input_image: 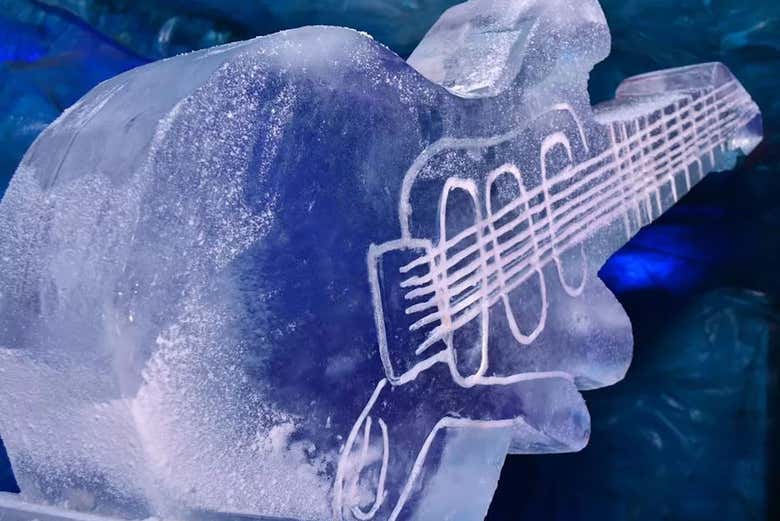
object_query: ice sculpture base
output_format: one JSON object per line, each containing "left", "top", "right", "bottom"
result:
{"left": 0, "top": 493, "right": 115, "bottom": 521}
{"left": 0, "top": 492, "right": 304, "bottom": 521}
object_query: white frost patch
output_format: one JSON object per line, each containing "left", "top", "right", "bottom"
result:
{"left": 131, "top": 299, "right": 332, "bottom": 520}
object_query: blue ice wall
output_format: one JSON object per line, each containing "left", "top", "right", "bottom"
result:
{"left": 0, "top": 0, "right": 145, "bottom": 193}
{"left": 0, "top": 0, "right": 777, "bottom": 518}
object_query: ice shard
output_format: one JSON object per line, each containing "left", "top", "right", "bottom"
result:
{"left": 0, "top": 0, "right": 762, "bottom": 520}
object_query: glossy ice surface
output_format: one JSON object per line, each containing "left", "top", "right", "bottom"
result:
{"left": 0, "top": 0, "right": 762, "bottom": 520}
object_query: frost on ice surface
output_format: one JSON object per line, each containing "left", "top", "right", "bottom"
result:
{"left": 0, "top": 0, "right": 762, "bottom": 520}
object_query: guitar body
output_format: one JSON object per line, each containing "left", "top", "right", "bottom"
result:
{"left": 0, "top": 1, "right": 761, "bottom": 521}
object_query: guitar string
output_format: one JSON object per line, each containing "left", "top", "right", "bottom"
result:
{"left": 404, "top": 91, "right": 749, "bottom": 332}
{"left": 398, "top": 88, "right": 746, "bottom": 322}
{"left": 411, "top": 108, "right": 754, "bottom": 354}
{"left": 410, "top": 98, "right": 734, "bottom": 330}
{"left": 398, "top": 79, "right": 743, "bottom": 276}
{"left": 401, "top": 95, "right": 756, "bottom": 349}
{"left": 400, "top": 82, "right": 744, "bottom": 286}
{"left": 402, "top": 93, "right": 730, "bottom": 307}
{"left": 409, "top": 107, "right": 749, "bottom": 354}
{"left": 402, "top": 86, "right": 749, "bottom": 307}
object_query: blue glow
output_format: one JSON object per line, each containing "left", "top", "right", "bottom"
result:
{"left": 0, "top": 438, "right": 17, "bottom": 493}
{"left": 601, "top": 248, "right": 701, "bottom": 294}
{"left": 598, "top": 219, "right": 722, "bottom": 295}
{"left": 0, "top": 20, "right": 45, "bottom": 63}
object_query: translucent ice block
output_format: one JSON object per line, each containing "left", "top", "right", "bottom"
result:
{"left": 0, "top": 0, "right": 761, "bottom": 520}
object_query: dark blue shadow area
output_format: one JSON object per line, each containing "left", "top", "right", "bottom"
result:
{"left": 0, "top": 437, "right": 19, "bottom": 493}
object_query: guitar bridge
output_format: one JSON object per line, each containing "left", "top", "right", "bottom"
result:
{"left": 368, "top": 239, "right": 449, "bottom": 384}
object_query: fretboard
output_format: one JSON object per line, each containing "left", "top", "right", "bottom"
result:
{"left": 401, "top": 79, "right": 757, "bottom": 353}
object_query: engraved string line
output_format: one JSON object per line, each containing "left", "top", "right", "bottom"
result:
{"left": 404, "top": 82, "right": 743, "bottom": 280}
{"left": 409, "top": 92, "right": 750, "bottom": 347}
{"left": 409, "top": 92, "right": 750, "bottom": 342}
{"left": 399, "top": 81, "right": 755, "bottom": 354}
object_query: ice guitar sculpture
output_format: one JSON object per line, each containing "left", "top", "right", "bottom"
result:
{"left": 0, "top": 0, "right": 762, "bottom": 521}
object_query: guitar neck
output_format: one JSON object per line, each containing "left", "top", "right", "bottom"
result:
{"left": 399, "top": 79, "right": 757, "bottom": 353}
